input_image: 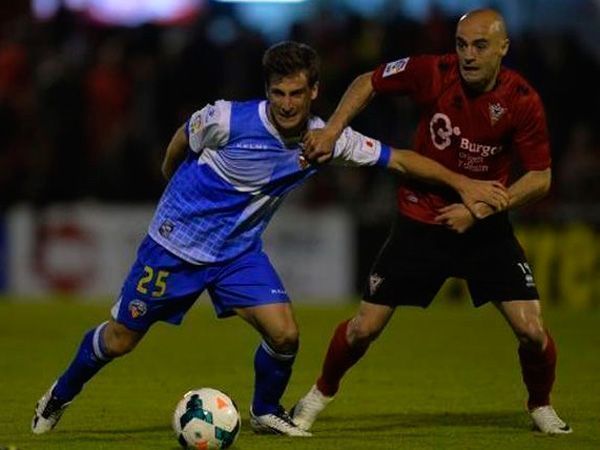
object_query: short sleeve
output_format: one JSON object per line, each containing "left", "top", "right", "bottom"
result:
{"left": 186, "top": 100, "right": 231, "bottom": 153}
{"left": 513, "top": 92, "right": 551, "bottom": 171}
{"left": 332, "top": 127, "right": 390, "bottom": 167}
{"left": 371, "top": 54, "right": 454, "bottom": 106}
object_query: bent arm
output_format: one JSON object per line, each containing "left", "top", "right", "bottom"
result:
{"left": 469, "top": 168, "right": 552, "bottom": 219}
{"left": 161, "top": 125, "right": 188, "bottom": 180}
{"left": 304, "top": 72, "right": 376, "bottom": 163}
{"left": 326, "top": 71, "right": 376, "bottom": 137}
{"left": 507, "top": 168, "right": 551, "bottom": 209}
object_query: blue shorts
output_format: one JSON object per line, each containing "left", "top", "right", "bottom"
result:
{"left": 111, "top": 236, "right": 290, "bottom": 331}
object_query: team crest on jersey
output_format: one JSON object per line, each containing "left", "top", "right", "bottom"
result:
{"left": 382, "top": 58, "right": 409, "bottom": 78}
{"left": 488, "top": 102, "right": 506, "bottom": 126}
{"left": 369, "top": 273, "right": 384, "bottom": 295}
{"left": 128, "top": 299, "right": 147, "bottom": 319}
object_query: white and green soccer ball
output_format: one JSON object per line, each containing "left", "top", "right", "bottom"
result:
{"left": 172, "top": 388, "right": 241, "bottom": 449}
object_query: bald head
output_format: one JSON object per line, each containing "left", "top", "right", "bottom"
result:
{"left": 455, "top": 9, "right": 509, "bottom": 92}
{"left": 458, "top": 9, "right": 507, "bottom": 41}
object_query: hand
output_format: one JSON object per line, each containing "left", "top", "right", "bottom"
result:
{"left": 469, "top": 201, "right": 496, "bottom": 220}
{"left": 435, "top": 203, "right": 476, "bottom": 234}
{"left": 456, "top": 178, "right": 509, "bottom": 218}
{"left": 302, "top": 128, "right": 339, "bottom": 163}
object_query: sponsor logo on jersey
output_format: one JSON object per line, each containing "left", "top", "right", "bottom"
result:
{"left": 369, "top": 273, "right": 384, "bottom": 295}
{"left": 429, "top": 112, "right": 503, "bottom": 156}
{"left": 128, "top": 299, "right": 147, "bottom": 319}
{"left": 429, "top": 113, "right": 461, "bottom": 150}
{"left": 459, "top": 138, "right": 503, "bottom": 157}
{"left": 382, "top": 58, "right": 409, "bottom": 77}
{"left": 488, "top": 102, "right": 506, "bottom": 126}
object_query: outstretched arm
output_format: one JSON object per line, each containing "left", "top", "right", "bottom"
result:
{"left": 161, "top": 125, "right": 188, "bottom": 180}
{"left": 389, "top": 149, "right": 509, "bottom": 214}
{"left": 303, "top": 72, "right": 375, "bottom": 163}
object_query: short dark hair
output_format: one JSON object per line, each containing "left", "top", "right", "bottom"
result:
{"left": 262, "top": 41, "right": 320, "bottom": 87}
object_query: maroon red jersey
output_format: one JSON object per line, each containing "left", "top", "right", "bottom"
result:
{"left": 372, "top": 54, "right": 551, "bottom": 224}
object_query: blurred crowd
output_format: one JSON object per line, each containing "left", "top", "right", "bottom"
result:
{"left": 1, "top": 3, "right": 599, "bottom": 223}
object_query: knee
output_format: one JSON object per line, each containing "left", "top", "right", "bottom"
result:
{"left": 514, "top": 318, "right": 546, "bottom": 351}
{"left": 102, "top": 322, "right": 144, "bottom": 357}
{"left": 266, "top": 326, "right": 299, "bottom": 355}
{"left": 347, "top": 317, "right": 383, "bottom": 348}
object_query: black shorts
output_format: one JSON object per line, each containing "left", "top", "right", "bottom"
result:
{"left": 363, "top": 212, "right": 540, "bottom": 308}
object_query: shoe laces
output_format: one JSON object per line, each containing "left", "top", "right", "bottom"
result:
{"left": 42, "top": 396, "right": 69, "bottom": 420}
{"left": 272, "top": 407, "right": 297, "bottom": 427}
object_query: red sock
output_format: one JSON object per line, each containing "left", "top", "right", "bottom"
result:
{"left": 518, "top": 330, "right": 557, "bottom": 410}
{"left": 316, "top": 319, "right": 368, "bottom": 397}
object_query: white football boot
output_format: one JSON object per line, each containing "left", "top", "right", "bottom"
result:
{"left": 31, "top": 382, "right": 72, "bottom": 434}
{"left": 530, "top": 405, "right": 573, "bottom": 434}
{"left": 290, "top": 384, "right": 333, "bottom": 431}
{"left": 249, "top": 406, "right": 312, "bottom": 437}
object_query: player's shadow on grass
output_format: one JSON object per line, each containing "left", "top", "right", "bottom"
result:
{"left": 318, "top": 410, "right": 526, "bottom": 433}
{"left": 58, "top": 424, "right": 171, "bottom": 437}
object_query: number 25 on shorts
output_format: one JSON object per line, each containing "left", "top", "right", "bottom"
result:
{"left": 136, "top": 265, "right": 170, "bottom": 297}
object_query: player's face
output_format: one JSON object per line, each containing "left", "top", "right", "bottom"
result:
{"left": 266, "top": 71, "right": 318, "bottom": 137}
{"left": 455, "top": 18, "right": 508, "bottom": 92}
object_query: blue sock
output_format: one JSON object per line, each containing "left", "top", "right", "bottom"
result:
{"left": 52, "top": 321, "right": 112, "bottom": 402}
{"left": 252, "top": 340, "right": 296, "bottom": 415}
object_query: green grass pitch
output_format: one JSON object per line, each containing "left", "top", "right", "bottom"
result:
{"left": 1, "top": 299, "right": 599, "bottom": 449}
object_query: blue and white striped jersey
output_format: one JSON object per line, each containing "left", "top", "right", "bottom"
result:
{"left": 148, "top": 99, "right": 391, "bottom": 264}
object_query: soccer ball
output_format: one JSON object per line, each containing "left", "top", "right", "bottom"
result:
{"left": 172, "top": 388, "right": 241, "bottom": 449}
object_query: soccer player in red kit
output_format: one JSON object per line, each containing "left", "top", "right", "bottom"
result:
{"left": 292, "top": 9, "right": 572, "bottom": 435}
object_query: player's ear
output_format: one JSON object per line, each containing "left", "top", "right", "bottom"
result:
{"left": 500, "top": 38, "right": 509, "bottom": 57}
{"left": 310, "top": 81, "right": 319, "bottom": 100}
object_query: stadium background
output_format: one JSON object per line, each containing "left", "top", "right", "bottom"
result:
{"left": 0, "top": 1, "right": 599, "bottom": 449}
{"left": 0, "top": 0, "right": 599, "bottom": 305}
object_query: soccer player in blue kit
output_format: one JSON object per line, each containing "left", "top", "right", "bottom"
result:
{"left": 32, "top": 41, "right": 508, "bottom": 437}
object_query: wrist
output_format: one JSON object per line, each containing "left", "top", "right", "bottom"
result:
{"left": 325, "top": 120, "right": 345, "bottom": 139}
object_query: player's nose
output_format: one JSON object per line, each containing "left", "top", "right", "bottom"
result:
{"left": 282, "top": 97, "right": 294, "bottom": 110}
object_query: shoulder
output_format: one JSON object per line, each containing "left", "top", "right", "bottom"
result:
{"left": 498, "top": 68, "right": 543, "bottom": 106}
{"left": 436, "top": 53, "right": 459, "bottom": 73}
{"left": 229, "top": 99, "right": 261, "bottom": 109}
{"left": 307, "top": 115, "right": 325, "bottom": 130}
{"left": 192, "top": 99, "right": 232, "bottom": 122}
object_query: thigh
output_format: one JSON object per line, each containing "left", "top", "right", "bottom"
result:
{"left": 208, "top": 250, "right": 289, "bottom": 319}
{"left": 464, "top": 230, "right": 540, "bottom": 306}
{"left": 112, "top": 235, "right": 208, "bottom": 331}
{"left": 363, "top": 215, "right": 449, "bottom": 308}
